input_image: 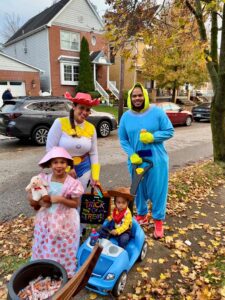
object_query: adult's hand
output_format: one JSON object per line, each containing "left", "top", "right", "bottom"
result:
{"left": 90, "top": 178, "right": 100, "bottom": 187}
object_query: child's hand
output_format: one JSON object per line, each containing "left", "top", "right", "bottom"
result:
{"left": 68, "top": 169, "right": 77, "bottom": 179}
{"left": 39, "top": 198, "right": 51, "bottom": 208}
{"left": 110, "top": 229, "right": 118, "bottom": 236}
{"left": 50, "top": 196, "right": 62, "bottom": 203}
{"left": 27, "top": 191, "right": 41, "bottom": 210}
{"left": 71, "top": 197, "right": 80, "bottom": 209}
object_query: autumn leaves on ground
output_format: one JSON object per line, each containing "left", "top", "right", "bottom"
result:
{"left": 0, "top": 161, "right": 225, "bottom": 300}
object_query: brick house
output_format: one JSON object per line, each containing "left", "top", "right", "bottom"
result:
{"left": 109, "top": 41, "right": 156, "bottom": 98}
{"left": 0, "top": 52, "right": 41, "bottom": 105}
{"left": 3, "top": 0, "right": 111, "bottom": 101}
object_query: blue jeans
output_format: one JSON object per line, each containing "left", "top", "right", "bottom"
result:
{"left": 117, "top": 232, "right": 130, "bottom": 248}
{"left": 98, "top": 220, "right": 131, "bottom": 248}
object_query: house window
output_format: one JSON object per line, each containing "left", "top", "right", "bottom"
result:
{"left": 60, "top": 30, "right": 80, "bottom": 51}
{"left": 60, "top": 62, "right": 79, "bottom": 85}
{"left": 91, "top": 36, "right": 96, "bottom": 46}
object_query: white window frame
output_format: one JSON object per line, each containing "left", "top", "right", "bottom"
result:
{"left": 60, "top": 30, "right": 80, "bottom": 51}
{"left": 60, "top": 62, "right": 79, "bottom": 85}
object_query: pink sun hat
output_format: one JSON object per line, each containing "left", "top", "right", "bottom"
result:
{"left": 39, "top": 146, "right": 74, "bottom": 168}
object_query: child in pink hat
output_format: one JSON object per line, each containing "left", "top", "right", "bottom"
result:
{"left": 27, "top": 146, "right": 84, "bottom": 278}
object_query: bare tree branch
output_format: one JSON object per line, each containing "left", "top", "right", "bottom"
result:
{"left": 1, "top": 13, "right": 22, "bottom": 42}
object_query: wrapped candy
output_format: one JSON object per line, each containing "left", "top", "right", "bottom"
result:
{"left": 18, "top": 276, "right": 62, "bottom": 300}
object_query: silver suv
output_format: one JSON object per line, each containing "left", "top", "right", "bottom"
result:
{"left": 0, "top": 97, "right": 117, "bottom": 145}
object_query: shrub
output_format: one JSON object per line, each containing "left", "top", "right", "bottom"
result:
{"left": 88, "top": 91, "right": 101, "bottom": 99}
{"left": 76, "top": 37, "right": 94, "bottom": 92}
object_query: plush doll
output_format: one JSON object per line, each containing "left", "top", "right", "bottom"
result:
{"left": 25, "top": 175, "right": 51, "bottom": 210}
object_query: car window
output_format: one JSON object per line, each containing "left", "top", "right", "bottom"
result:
{"left": 199, "top": 103, "right": 211, "bottom": 108}
{"left": 65, "top": 101, "right": 73, "bottom": 111}
{"left": 161, "top": 104, "right": 172, "bottom": 112}
{"left": 1, "top": 103, "right": 16, "bottom": 113}
{"left": 26, "top": 101, "right": 68, "bottom": 112}
{"left": 27, "top": 102, "right": 48, "bottom": 111}
{"left": 170, "top": 103, "right": 180, "bottom": 111}
{"left": 45, "top": 102, "right": 68, "bottom": 112}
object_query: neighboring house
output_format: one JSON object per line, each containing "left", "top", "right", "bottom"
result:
{"left": 0, "top": 52, "right": 41, "bottom": 105}
{"left": 109, "top": 40, "right": 154, "bottom": 94}
{"left": 3, "top": 0, "right": 112, "bottom": 102}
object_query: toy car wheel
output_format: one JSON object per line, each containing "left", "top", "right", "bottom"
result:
{"left": 138, "top": 241, "right": 148, "bottom": 261}
{"left": 112, "top": 271, "right": 127, "bottom": 297}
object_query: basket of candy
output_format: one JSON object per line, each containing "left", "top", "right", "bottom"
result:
{"left": 7, "top": 259, "right": 68, "bottom": 300}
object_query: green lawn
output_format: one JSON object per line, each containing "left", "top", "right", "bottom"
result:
{"left": 94, "top": 105, "right": 128, "bottom": 120}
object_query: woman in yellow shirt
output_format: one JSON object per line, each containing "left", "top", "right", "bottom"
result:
{"left": 46, "top": 92, "right": 100, "bottom": 191}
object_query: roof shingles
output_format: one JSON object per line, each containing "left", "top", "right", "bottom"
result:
{"left": 5, "top": 0, "right": 70, "bottom": 44}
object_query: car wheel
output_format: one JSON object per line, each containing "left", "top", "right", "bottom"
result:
{"left": 97, "top": 120, "right": 111, "bottom": 137}
{"left": 112, "top": 271, "right": 127, "bottom": 297}
{"left": 32, "top": 126, "right": 49, "bottom": 145}
{"left": 138, "top": 241, "right": 148, "bottom": 262}
{"left": 185, "top": 116, "right": 192, "bottom": 126}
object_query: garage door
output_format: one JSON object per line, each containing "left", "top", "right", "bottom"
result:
{"left": 0, "top": 81, "right": 26, "bottom": 106}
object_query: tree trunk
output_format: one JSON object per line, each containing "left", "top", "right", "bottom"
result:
{"left": 118, "top": 56, "right": 125, "bottom": 123}
{"left": 172, "top": 86, "right": 177, "bottom": 103}
{"left": 211, "top": 96, "right": 225, "bottom": 162}
{"left": 185, "top": 0, "right": 225, "bottom": 163}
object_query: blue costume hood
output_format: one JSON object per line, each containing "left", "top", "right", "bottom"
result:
{"left": 127, "top": 83, "right": 150, "bottom": 112}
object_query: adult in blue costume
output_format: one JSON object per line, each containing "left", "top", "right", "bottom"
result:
{"left": 118, "top": 83, "right": 174, "bottom": 238}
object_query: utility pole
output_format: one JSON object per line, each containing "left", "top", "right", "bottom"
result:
{"left": 118, "top": 56, "right": 125, "bottom": 123}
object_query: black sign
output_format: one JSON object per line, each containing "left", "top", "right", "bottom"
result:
{"left": 80, "top": 193, "right": 111, "bottom": 224}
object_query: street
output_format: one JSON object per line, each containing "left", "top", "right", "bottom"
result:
{"left": 0, "top": 122, "right": 212, "bottom": 221}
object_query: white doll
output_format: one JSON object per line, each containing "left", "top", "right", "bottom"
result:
{"left": 25, "top": 175, "right": 50, "bottom": 206}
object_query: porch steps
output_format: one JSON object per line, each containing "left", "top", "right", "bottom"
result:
{"left": 95, "top": 81, "right": 109, "bottom": 104}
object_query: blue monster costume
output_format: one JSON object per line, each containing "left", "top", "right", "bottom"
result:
{"left": 118, "top": 83, "right": 174, "bottom": 220}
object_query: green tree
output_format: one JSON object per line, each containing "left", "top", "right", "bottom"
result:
{"left": 184, "top": 0, "right": 225, "bottom": 163}
{"left": 104, "top": 0, "right": 158, "bottom": 121}
{"left": 142, "top": 4, "right": 208, "bottom": 102}
{"left": 76, "top": 37, "right": 94, "bottom": 92}
{"left": 105, "top": 0, "right": 225, "bottom": 164}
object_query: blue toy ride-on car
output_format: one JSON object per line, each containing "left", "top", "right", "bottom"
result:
{"left": 77, "top": 218, "right": 147, "bottom": 297}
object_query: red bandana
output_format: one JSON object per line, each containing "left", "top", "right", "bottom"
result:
{"left": 113, "top": 208, "right": 127, "bottom": 224}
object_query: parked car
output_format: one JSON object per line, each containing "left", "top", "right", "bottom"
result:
{"left": 192, "top": 102, "right": 211, "bottom": 122}
{"left": 77, "top": 218, "right": 147, "bottom": 297}
{"left": 0, "top": 97, "right": 117, "bottom": 145}
{"left": 155, "top": 102, "right": 193, "bottom": 126}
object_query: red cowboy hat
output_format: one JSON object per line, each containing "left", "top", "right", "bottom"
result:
{"left": 64, "top": 92, "right": 100, "bottom": 106}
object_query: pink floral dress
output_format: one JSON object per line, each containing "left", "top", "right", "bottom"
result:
{"left": 31, "top": 173, "right": 84, "bottom": 278}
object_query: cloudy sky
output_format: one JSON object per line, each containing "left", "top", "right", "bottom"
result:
{"left": 0, "top": 0, "right": 108, "bottom": 43}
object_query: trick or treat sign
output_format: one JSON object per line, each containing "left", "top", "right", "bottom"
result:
{"left": 80, "top": 193, "right": 111, "bottom": 224}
